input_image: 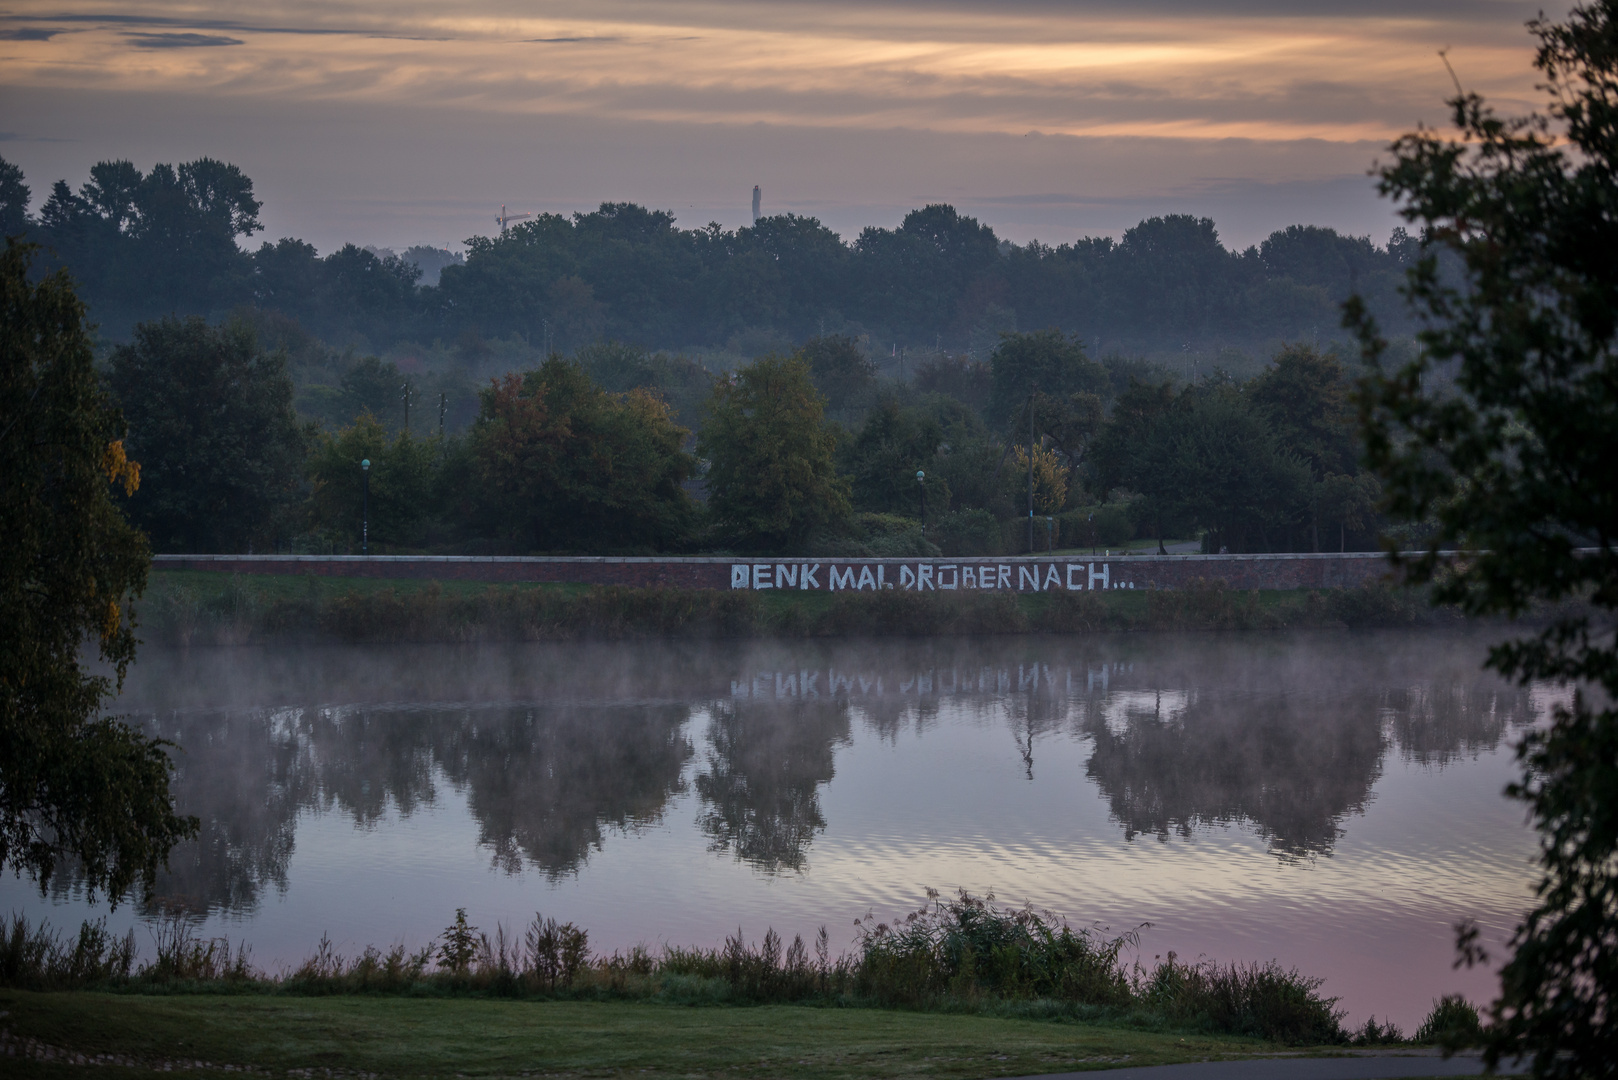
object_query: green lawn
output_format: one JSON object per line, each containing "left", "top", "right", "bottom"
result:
{"left": 0, "top": 990, "right": 1298, "bottom": 1079}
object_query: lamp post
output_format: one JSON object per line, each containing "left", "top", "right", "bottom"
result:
{"left": 916, "top": 470, "right": 927, "bottom": 535}
{"left": 361, "top": 458, "right": 370, "bottom": 556}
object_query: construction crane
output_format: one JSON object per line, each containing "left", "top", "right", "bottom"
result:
{"left": 496, "top": 205, "right": 532, "bottom": 233}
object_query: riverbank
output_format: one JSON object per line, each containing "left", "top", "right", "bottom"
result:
{"left": 138, "top": 570, "right": 1454, "bottom": 646}
{"left": 0, "top": 990, "right": 1291, "bottom": 1080}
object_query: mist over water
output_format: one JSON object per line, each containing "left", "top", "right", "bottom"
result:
{"left": 8, "top": 631, "right": 1544, "bottom": 1030}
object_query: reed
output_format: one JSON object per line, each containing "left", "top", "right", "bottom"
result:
{"left": 2, "top": 894, "right": 1363, "bottom": 1044}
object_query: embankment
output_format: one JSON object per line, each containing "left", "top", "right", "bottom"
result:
{"left": 140, "top": 569, "right": 1449, "bottom": 646}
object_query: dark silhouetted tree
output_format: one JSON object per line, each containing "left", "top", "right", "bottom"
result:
{"left": 1347, "top": 4, "right": 1618, "bottom": 1072}
{"left": 0, "top": 239, "right": 195, "bottom": 902}
{"left": 697, "top": 355, "right": 849, "bottom": 551}
{"left": 106, "top": 316, "right": 308, "bottom": 552}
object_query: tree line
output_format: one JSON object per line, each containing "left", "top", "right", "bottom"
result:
{"left": 0, "top": 155, "right": 1418, "bottom": 355}
{"left": 94, "top": 310, "right": 1380, "bottom": 557}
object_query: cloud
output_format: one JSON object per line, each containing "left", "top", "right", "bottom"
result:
{"left": 0, "top": 27, "right": 62, "bottom": 40}
{"left": 123, "top": 31, "right": 243, "bottom": 48}
{"left": 0, "top": 0, "right": 1562, "bottom": 250}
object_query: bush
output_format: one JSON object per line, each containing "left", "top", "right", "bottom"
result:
{"left": 1061, "top": 502, "right": 1135, "bottom": 549}
{"left": 0, "top": 902, "right": 1350, "bottom": 1043}
{"left": 1415, "top": 994, "right": 1482, "bottom": 1047}
{"left": 931, "top": 508, "right": 1002, "bottom": 556}
{"left": 855, "top": 890, "right": 1136, "bottom": 1008}
{"left": 1141, "top": 952, "right": 1345, "bottom": 1044}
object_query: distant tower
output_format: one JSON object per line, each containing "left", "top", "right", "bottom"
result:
{"left": 751, "top": 185, "right": 761, "bottom": 224}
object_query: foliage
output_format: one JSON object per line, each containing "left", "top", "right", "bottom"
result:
{"left": 10, "top": 146, "right": 1420, "bottom": 354}
{"left": 697, "top": 355, "right": 850, "bottom": 551}
{"left": 986, "top": 329, "right": 1107, "bottom": 432}
{"left": 0, "top": 914, "right": 136, "bottom": 990}
{"left": 575, "top": 340, "right": 714, "bottom": 428}
{"left": 855, "top": 890, "right": 1136, "bottom": 1007}
{"left": 306, "top": 414, "right": 439, "bottom": 548}
{"left": 0, "top": 239, "right": 195, "bottom": 902}
{"left": 914, "top": 354, "right": 992, "bottom": 412}
{"left": 1137, "top": 952, "right": 1344, "bottom": 1045}
{"left": 338, "top": 355, "right": 405, "bottom": 427}
{"left": 525, "top": 915, "right": 590, "bottom": 991}
{"left": 0, "top": 155, "right": 29, "bottom": 238}
{"left": 1345, "top": 3, "right": 1618, "bottom": 1075}
{"left": 465, "top": 359, "right": 699, "bottom": 552}
{"left": 1314, "top": 472, "right": 1381, "bottom": 553}
{"left": 35, "top": 157, "right": 261, "bottom": 331}
{"left": 1415, "top": 994, "right": 1483, "bottom": 1047}
{"left": 929, "top": 508, "right": 1003, "bottom": 556}
{"left": 842, "top": 398, "right": 949, "bottom": 516}
{"left": 1135, "top": 385, "right": 1313, "bottom": 553}
{"left": 799, "top": 334, "right": 877, "bottom": 415}
{"left": 1247, "top": 345, "right": 1358, "bottom": 480}
{"left": 1005, "top": 443, "right": 1070, "bottom": 517}
{"left": 437, "top": 909, "right": 480, "bottom": 975}
{"left": 106, "top": 315, "right": 308, "bottom": 552}
{"left": 1, "top": 901, "right": 1345, "bottom": 1046}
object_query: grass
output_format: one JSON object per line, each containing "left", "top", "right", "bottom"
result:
{"left": 133, "top": 570, "right": 1448, "bottom": 646}
{"left": 0, "top": 990, "right": 1282, "bottom": 1079}
{"left": 0, "top": 897, "right": 1482, "bottom": 1077}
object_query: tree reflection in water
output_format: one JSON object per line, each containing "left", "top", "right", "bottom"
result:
{"left": 694, "top": 698, "right": 852, "bottom": 873}
{"left": 1079, "top": 679, "right": 1535, "bottom": 858}
{"left": 433, "top": 705, "right": 692, "bottom": 878}
{"left": 80, "top": 633, "right": 1538, "bottom": 916}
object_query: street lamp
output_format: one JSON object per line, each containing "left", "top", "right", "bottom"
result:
{"left": 916, "top": 470, "right": 926, "bottom": 535}
{"left": 361, "top": 458, "right": 370, "bottom": 556}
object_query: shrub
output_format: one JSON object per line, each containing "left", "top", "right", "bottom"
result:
{"left": 1415, "top": 994, "right": 1482, "bottom": 1047}
{"left": 931, "top": 508, "right": 1002, "bottom": 556}
{"left": 1140, "top": 952, "right": 1345, "bottom": 1044}
{"left": 854, "top": 890, "right": 1136, "bottom": 1008}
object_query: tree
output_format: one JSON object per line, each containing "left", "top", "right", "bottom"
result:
{"left": 34, "top": 158, "right": 261, "bottom": 335}
{"left": 1314, "top": 472, "right": 1381, "bottom": 553}
{"left": 798, "top": 334, "right": 876, "bottom": 416}
{"left": 986, "top": 330, "right": 1106, "bottom": 432}
{"left": 466, "top": 359, "right": 698, "bottom": 552}
{"left": 306, "top": 415, "right": 438, "bottom": 549}
{"left": 0, "top": 156, "right": 29, "bottom": 238}
{"left": 1136, "top": 386, "right": 1312, "bottom": 553}
{"left": 0, "top": 239, "right": 195, "bottom": 901}
{"left": 1247, "top": 345, "right": 1359, "bottom": 480}
{"left": 1005, "top": 443, "right": 1070, "bottom": 517}
{"left": 106, "top": 316, "right": 308, "bottom": 552}
{"left": 1089, "top": 378, "right": 1176, "bottom": 493}
{"left": 1345, "top": 4, "right": 1618, "bottom": 1074}
{"left": 697, "top": 355, "right": 849, "bottom": 551}
{"left": 842, "top": 398, "right": 949, "bottom": 516}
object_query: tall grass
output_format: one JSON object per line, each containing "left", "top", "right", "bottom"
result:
{"left": 2, "top": 894, "right": 1356, "bottom": 1044}
{"left": 136, "top": 574, "right": 1448, "bottom": 646}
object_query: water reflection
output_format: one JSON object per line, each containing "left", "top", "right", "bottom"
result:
{"left": 1082, "top": 689, "right": 1387, "bottom": 855}
{"left": 438, "top": 705, "right": 692, "bottom": 878}
{"left": 97, "top": 633, "right": 1536, "bottom": 916}
{"left": 695, "top": 698, "right": 851, "bottom": 873}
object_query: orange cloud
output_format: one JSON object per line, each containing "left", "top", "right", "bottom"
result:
{"left": 1, "top": 2, "right": 1548, "bottom": 144}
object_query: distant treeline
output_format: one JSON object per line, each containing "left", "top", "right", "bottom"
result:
{"left": 85, "top": 311, "right": 1389, "bottom": 558}
{"left": 0, "top": 155, "right": 1416, "bottom": 354}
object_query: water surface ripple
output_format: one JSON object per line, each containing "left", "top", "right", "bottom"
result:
{"left": 5, "top": 630, "right": 1545, "bottom": 1030}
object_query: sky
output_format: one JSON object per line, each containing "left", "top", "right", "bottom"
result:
{"left": 0, "top": 1, "right": 1563, "bottom": 254}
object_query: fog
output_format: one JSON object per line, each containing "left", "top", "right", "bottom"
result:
{"left": 18, "top": 629, "right": 1546, "bottom": 1030}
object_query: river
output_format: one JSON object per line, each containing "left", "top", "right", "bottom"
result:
{"left": 5, "top": 630, "right": 1547, "bottom": 1031}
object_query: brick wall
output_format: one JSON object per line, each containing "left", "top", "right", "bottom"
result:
{"left": 154, "top": 553, "right": 1397, "bottom": 592}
